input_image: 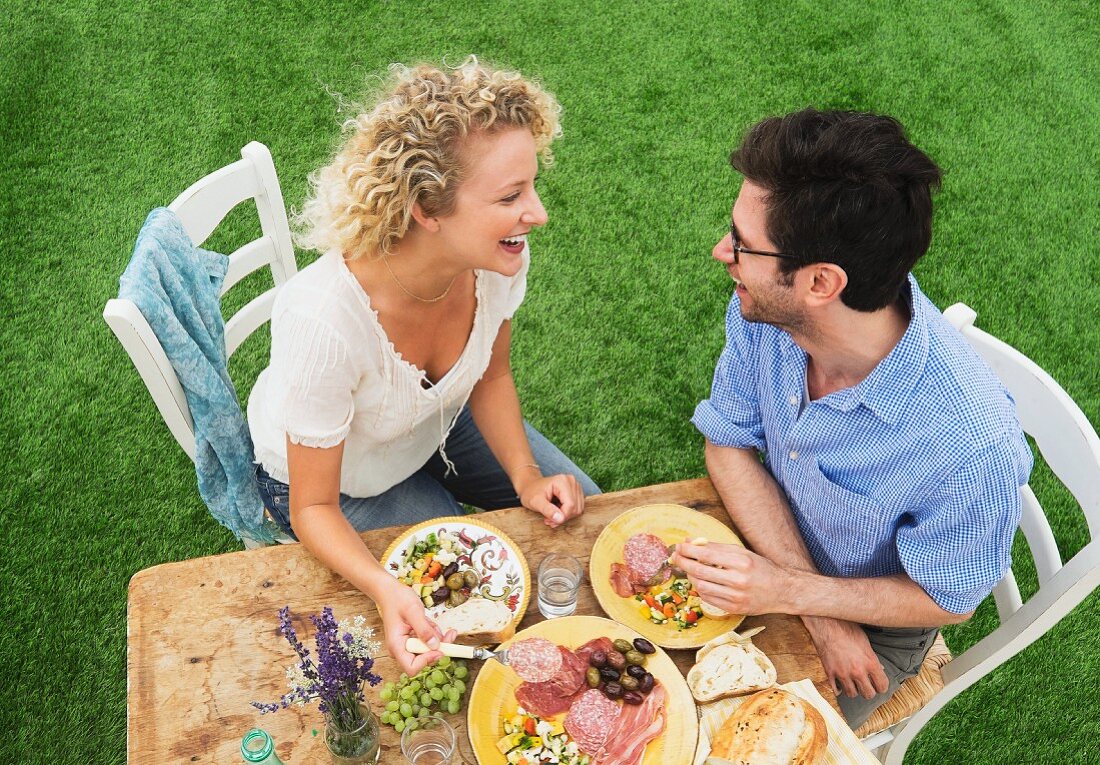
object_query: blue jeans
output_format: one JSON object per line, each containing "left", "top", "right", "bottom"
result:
{"left": 255, "top": 407, "right": 601, "bottom": 538}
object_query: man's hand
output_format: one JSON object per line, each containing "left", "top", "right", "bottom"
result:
{"left": 670, "top": 540, "right": 793, "bottom": 615}
{"left": 804, "top": 616, "right": 889, "bottom": 699}
{"left": 519, "top": 474, "right": 584, "bottom": 528}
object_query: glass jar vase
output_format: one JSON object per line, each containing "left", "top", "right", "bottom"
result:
{"left": 324, "top": 703, "right": 381, "bottom": 764}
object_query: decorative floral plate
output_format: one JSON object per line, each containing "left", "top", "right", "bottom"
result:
{"left": 380, "top": 515, "right": 531, "bottom": 626}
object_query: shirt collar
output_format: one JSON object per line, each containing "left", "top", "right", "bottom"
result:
{"left": 848, "top": 275, "right": 929, "bottom": 423}
{"left": 787, "top": 274, "right": 930, "bottom": 424}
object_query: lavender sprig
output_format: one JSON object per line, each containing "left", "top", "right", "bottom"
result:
{"left": 252, "top": 606, "right": 381, "bottom": 729}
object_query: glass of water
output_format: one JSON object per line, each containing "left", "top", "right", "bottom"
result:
{"left": 538, "top": 553, "right": 583, "bottom": 618}
{"left": 400, "top": 714, "right": 455, "bottom": 765}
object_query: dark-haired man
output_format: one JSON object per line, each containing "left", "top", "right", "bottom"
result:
{"left": 671, "top": 109, "right": 1032, "bottom": 729}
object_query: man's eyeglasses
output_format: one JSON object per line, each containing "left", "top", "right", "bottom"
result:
{"left": 729, "top": 221, "right": 798, "bottom": 265}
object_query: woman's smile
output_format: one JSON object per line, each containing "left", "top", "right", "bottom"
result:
{"left": 498, "top": 232, "right": 528, "bottom": 255}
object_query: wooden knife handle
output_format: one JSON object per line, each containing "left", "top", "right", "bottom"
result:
{"left": 405, "top": 637, "right": 477, "bottom": 659}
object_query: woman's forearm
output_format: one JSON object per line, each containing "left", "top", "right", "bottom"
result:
{"left": 467, "top": 370, "right": 541, "bottom": 494}
{"left": 292, "top": 503, "right": 394, "bottom": 599}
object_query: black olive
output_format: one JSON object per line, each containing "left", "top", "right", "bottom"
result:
{"left": 603, "top": 681, "right": 623, "bottom": 700}
{"left": 638, "top": 672, "right": 655, "bottom": 693}
{"left": 632, "top": 638, "right": 656, "bottom": 655}
{"left": 626, "top": 664, "right": 646, "bottom": 680}
{"left": 441, "top": 562, "right": 459, "bottom": 580}
{"left": 606, "top": 651, "right": 627, "bottom": 670}
{"left": 430, "top": 586, "right": 450, "bottom": 605}
{"left": 589, "top": 650, "right": 607, "bottom": 668}
{"left": 598, "top": 666, "right": 621, "bottom": 683}
{"left": 622, "top": 690, "right": 645, "bottom": 705}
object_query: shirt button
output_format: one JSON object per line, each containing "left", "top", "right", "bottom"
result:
{"left": 789, "top": 450, "right": 799, "bottom": 460}
{"left": 788, "top": 395, "right": 799, "bottom": 405}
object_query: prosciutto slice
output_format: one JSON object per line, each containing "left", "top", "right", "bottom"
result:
{"left": 595, "top": 683, "right": 667, "bottom": 765}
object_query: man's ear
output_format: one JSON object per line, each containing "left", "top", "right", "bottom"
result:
{"left": 410, "top": 202, "right": 440, "bottom": 233}
{"left": 807, "top": 262, "right": 847, "bottom": 305}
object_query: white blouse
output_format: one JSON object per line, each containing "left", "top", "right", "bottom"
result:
{"left": 247, "top": 248, "right": 528, "bottom": 498}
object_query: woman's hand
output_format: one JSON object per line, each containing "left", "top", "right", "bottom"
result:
{"left": 375, "top": 579, "right": 456, "bottom": 674}
{"left": 519, "top": 473, "right": 585, "bottom": 528}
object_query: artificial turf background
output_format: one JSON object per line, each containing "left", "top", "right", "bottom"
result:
{"left": 3, "top": 1, "right": 1098, "bottom": 762}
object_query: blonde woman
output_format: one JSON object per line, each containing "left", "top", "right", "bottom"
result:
{"left": 246, "top": 58, "right": 599, "bottom": 673}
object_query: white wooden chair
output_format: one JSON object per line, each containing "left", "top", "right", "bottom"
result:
{"left": 862, "top": 303, "right": 1100, "bottom": 763}
{"left": 103, "top": 141, "right": 297, "bottom": 545}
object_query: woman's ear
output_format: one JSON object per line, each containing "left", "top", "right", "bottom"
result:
{"left": 411, "top": 202, "right": 441, "bottom": 233}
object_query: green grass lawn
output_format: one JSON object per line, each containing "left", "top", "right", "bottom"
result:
{"left": 3, "top": 0, "right": 1098, "bottom": 762}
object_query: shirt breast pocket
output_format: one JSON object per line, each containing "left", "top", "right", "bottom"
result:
{"left": 798, "top": 460, "right": 894, "bottom": 560}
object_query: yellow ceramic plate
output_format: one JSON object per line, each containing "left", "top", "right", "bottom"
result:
{"left": 467, "top": 615, "right": 698, "bottom": 764}
{"left": 380, "top": 516, "right": 530, "bottom": 628}
{"left": 590, "top": 503, "right": 745, "bottom": 649}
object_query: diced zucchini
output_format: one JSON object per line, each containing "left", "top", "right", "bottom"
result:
{"left": 496, "top": 731, "right": 525, "bottom": 754}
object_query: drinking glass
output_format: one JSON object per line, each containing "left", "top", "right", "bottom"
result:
{"left": 537, "top": 553, "right": 583, "bottom": 618}
{"left": 400, "top": 714, "right": 455, "bottom": 765}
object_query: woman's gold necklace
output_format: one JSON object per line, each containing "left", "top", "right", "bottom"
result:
{"left": 382, "top": 255, "right": 457, "bottom": 303}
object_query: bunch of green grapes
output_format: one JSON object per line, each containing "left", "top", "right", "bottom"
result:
{"left": 377, "top": 656, "right": 471, "bottom": 733}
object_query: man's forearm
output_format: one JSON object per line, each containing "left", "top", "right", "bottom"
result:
{"left": 784, "top": 569, "right": 971, "bottom": 627}
{"left": 705, "top": 440, "right": 819, "bottom": 572}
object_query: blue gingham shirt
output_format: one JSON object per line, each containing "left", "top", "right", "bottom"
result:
{"left": 693, "top": 276, "right": 1033, "bottom": 614}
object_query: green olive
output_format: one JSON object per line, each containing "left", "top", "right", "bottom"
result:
{"left": 463, "top": 569, "right": 479, "bottom": 589}
{"left": 619, "top": 675, "right": 639, "bottom": 691}
{"left": 613, "top": 639, "right": 634, "bottom": 654}
{"left": 445, "top": 573, "right": 465, "bottom": 590}
{"left": 448, "top": 590, "right": 468, "bottom": 607}
{"left": 624, "top": 650, "right": 646, "bottom": 666}
{"left": 586, "top": 667, "right": 601, "bottom": 688}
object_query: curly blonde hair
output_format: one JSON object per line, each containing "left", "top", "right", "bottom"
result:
{"left": 295, "top": 56, "right": 562, "bottom": 259}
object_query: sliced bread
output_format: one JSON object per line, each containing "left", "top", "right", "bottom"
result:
{"left": 707, "top": 688, "right": 828, "bottom": 765}
{"left": 700, "top": 598, "right": 735, "bottom": 620}
{"left": 430, "top": 597, "right": 516, "bottom": 646}
{"left": 688, "top": 641, "right": 777, "bottom": 702}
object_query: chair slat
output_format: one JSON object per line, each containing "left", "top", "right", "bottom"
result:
{"left": 225, "top": 290, "right": 276, "bottom": 358}
{"left": 1019, "top": 485, "right": 1062, "bottom": 584}
{"left": 992, "top": 572, "right": 1023, "bottom": 622}
{"left": 169, "top": 158, "right": 261, "bottom": 248}
{"left": 222, "top": 237, "right": 276, "bottom": 296}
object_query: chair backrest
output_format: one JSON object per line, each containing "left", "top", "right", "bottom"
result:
{"left": 103, "top": 141, "right": 297, "bottom": 461}
{"left": 880, "top": 302, "right": 1100, "bottom": 763}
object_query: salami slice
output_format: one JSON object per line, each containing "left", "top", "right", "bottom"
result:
{"left": 623, "top": 533, "right": 670, "bottom": 580}
{"left": 564, "top": 689, "right": 621, "bottom": 755}
{"left": 515, "top": 680, "right": 574, "bottom": 717}
{"left": 508, "top": 637, "right": 563, "bottom": 683}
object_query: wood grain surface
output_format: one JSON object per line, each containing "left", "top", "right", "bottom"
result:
{"left": 127, "top": 478, "right": 837, "bottom": 764}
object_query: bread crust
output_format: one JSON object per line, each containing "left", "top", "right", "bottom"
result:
{"left": 709, "top": 688, "right": 828, "bottom": 765}
{"left": 688, "top": 642, "right": 778, "bottom": 702}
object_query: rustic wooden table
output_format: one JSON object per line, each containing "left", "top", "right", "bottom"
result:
{"left": 127, "top": 477, "right": 837, "bottom": 764}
